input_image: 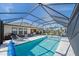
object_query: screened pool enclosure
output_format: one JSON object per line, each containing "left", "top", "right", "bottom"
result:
{"left": 0, "top": 3, "right": 79, "bottom": 56}
{"left": 0, "top": 3, "right": 75, "bottom": 27}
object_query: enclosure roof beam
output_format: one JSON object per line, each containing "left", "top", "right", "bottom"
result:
{"left": 40, "top": 3, "right": 69, "bottom": 20}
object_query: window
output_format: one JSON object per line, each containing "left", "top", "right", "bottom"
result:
{"left": 24, "top": 28, "right": 27, "bottom": 34}
{"left": 19, "top": 28, "right": 23, "bottom": 35}
{"left": 12, "top": 27, "right": 17, "bottom": 34}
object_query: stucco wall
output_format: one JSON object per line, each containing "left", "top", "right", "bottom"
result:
{"left": 4, "top": 24, "right": 38, "bottom": 36}
{"left": 4, "top": 25, "right": 12, "bottom": 36}
{"left": 4, "top": 25, "right": 29, "bottom": 36}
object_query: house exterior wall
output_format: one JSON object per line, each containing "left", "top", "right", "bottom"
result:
{"left": 4, "top": 25, "right": 12, "bottom": 36}
{"left": 27, "top": 28, "right": 31, "bottom": 34}
{"left": 4, "top": 24, "right": 29, "bottom": 36}
{"left": 4, "top": 24, "right": 38, "bottom": 36}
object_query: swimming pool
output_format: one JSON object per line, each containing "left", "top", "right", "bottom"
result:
{"left": 15, "top": 36, "right": 60, "bottom": 56}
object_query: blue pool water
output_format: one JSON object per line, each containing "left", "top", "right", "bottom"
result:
{"left": 15, "top": 36, "right": 60, "bottom": 56}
